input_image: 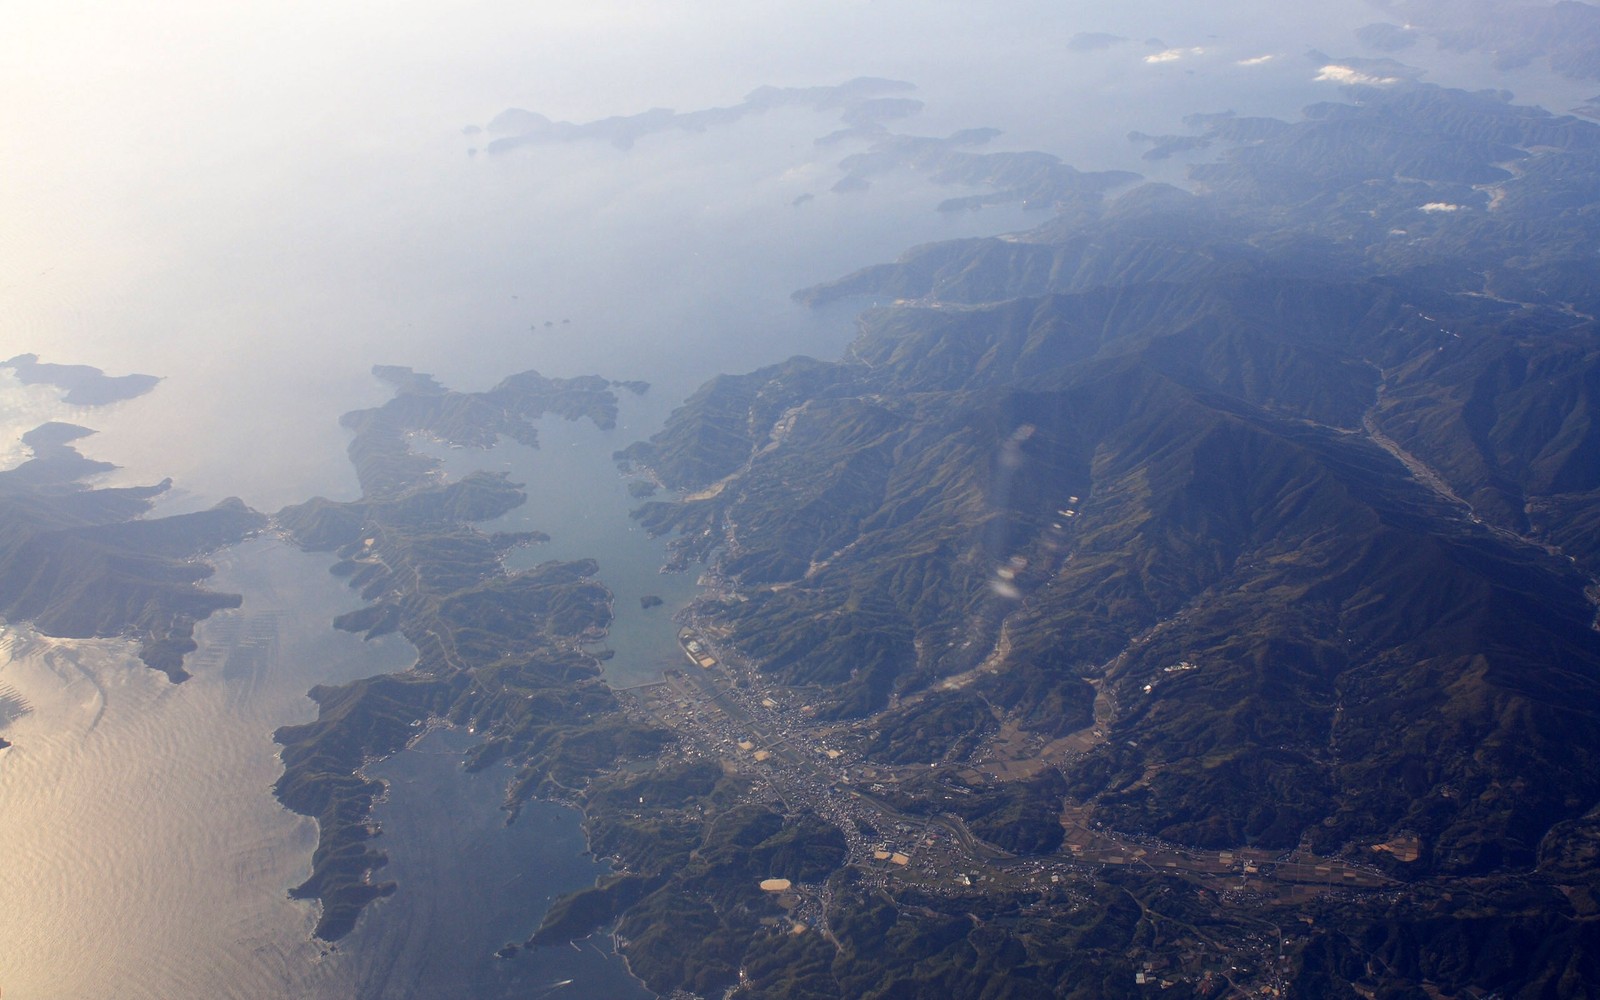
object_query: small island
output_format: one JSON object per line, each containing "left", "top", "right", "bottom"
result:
{"left": 2, "top": 353, "right": 161, "bottom": 406}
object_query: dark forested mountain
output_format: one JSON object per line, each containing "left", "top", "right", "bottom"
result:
{"left": 613, "top": 82, "right": 1600, "bottom": 996}
{"left": 0, "top": 422, "right": 264, "bottom": 680}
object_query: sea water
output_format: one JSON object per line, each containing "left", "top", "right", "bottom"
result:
{"left": 0, "top": 538, "right": 411, "bottom": 999}
{"left": 333, "top": 729, "right": 651, "bottom": 1000}
{"left": 0, "top": 532, "right": 657, "bottom": 1000}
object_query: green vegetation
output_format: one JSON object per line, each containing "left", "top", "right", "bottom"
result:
{"left": 527, "top": 872, "right": 661, "bottom": 945}
{"left": 618, "top": 82, "right": 1600, "bottom": 995}
{"left": 609, "top": 804, "right": 848, "bottom": 994}
{"left": 867, "top": 692, "right": 997, "bottom": 765}
{"left": 0, "top": 422, "right": 265, "bottom": 680}
{"left": 881, "top": 770, "right": 1068, "bottom": 854}
{"left": 271, "top": 368, "right": 671, "bottom": 940}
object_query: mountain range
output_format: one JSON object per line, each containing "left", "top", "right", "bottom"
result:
{"left": 617, "top": 80, "right": 1600, "bottom": 995}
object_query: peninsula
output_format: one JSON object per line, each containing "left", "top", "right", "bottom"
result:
{"left": 0, "top": 420, "right": 264, "bottom": 680}
{"left": 272, "top": 367, "right": 670, "bottom": 940}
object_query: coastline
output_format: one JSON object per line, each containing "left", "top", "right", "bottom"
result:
{"left": 268, "top": 368, "right": 674, "bottom": 956}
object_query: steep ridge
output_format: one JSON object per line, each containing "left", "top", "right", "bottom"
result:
{"left": 619, "top": 82, "right": 1600, "bottom": 996}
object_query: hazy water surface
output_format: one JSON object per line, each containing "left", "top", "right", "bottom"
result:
{"left": 0, "top": 538, "right": 414, "bottom": 999}
{"left": 7, "top": 0, "right": 1545, "bottom": 509}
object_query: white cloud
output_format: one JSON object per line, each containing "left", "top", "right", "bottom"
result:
{"left": 1145, "top": 46, "right": 1204, "bottom": 64}
{"left": 1315, "top": 64, "right": 1400, "bottom": 85}
{"left": 1420, "top": 202, "right": 1462, "bottom": 212}
{"left": 1236, "top": 54, "right": 1274, "bottom": 66}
